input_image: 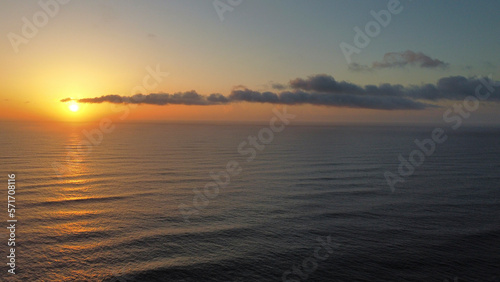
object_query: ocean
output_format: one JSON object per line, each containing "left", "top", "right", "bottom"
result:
{"left": 1, "top": 122, "right": 499, "bottom": 281}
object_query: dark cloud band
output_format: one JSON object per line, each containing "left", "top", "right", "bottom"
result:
{"left": 61, "top": 75, "right": 499, "bottom": 111}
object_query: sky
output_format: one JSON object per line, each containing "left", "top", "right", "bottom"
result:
{"left": 1, "top": 0, "right": 499, "bottom": 124}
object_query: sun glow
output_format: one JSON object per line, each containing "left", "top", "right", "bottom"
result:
{"left": 69, "top": 103, "right": 79, "bottom": 112}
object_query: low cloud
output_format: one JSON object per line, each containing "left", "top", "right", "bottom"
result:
{"left": 229, "top": 88, "right": 428, "bottom": 110}
{"left": 290, "top": 75, "right": 365, "bottom": 94}
{"left": 63, "top": 91, "right": 229, "bottom": 106}
{"left": 290, "top": 74, "right": 499, "bottom": 101}
{"left": 61, "top": 74, "right": 499, "bottom": 111}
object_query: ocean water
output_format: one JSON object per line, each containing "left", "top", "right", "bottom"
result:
{"left": 0, "top": 122, "right": 499, "bottom": 281}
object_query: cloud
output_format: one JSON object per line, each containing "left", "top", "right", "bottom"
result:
{"left": 61, "top": 74, "right": 499, "bottom": 111}
{"left": 289, "top": 74, "right": 365, "bottom": 95}
{"left": 271, "top": 83, "right": 287, "bottom": 90}
{"left": 229, "top": 88, "right": 429, "bottom": 110}
{"left": 348, "top": 63, "right": 373, "bottom": 73}
{"left": 349, "top": 50, "right": 449, "bottom": 72}
{"left": 62, "top": 91, "right": 229, "bottom": 106}
{"left": 408, "top": 76, "right": 500, "bottom": 101}
{"left": 290, "top": 74, "right": 499, "bottom": 101}
{"left": 373, "top": 50, "right": 448, "bottom": 69}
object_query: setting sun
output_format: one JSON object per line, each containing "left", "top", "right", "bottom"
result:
{"left": 69, "top": 103, "right": 79, "bottom": 112}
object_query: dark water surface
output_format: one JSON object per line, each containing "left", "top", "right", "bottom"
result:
{"left": 1, "top": 122, "right": 499, "bottom": 281}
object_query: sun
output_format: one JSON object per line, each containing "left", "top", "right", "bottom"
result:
{"left": 69, "top": 103, "right": 79, "bottom": 112}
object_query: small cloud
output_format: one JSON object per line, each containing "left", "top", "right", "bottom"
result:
{"left": 271, "top": 83, "right": 287, "bottom": 90}
{"left": 147, "top": 33, "right": 157, "bottom": 40}
{"left": 350, "top": 50, "right": 449, "bottom": 72}
{"left": 372, "top": 50, "right": 448, "bottom": 69}
{"left": 348, "top": 63, "right": 373, "bottom": 73}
